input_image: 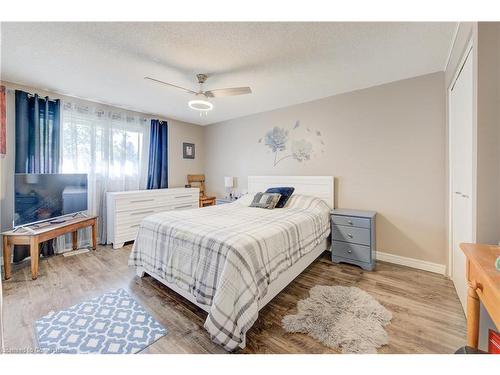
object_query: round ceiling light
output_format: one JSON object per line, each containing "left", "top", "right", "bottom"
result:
{"left": 188, "top": 99, "right": 213, "bottom": 111}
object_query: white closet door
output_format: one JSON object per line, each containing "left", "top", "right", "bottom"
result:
{"left": 449, "top": 49, "right": 474, "bottom": 312}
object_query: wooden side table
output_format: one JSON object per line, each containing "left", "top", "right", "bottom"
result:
{"left": 2, "top": 216, "right": 97, "bottom": 280}
{"left": 460, "top": 243, "right": 500, "bottom": 349}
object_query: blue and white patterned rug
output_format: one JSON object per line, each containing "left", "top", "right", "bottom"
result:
{"left": 34, "top": 289, "right": 167, "bottom": 354}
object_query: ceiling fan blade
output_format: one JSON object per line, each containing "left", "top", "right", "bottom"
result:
{"left": 204, "top": 87, "right": 252, "bottom": 98}
{"left": 144, "top": 77, "right": 198, "bottom": 95}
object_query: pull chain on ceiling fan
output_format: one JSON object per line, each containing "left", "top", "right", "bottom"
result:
{"left": 145, "top": 73, "right": 252, "bottom": 116}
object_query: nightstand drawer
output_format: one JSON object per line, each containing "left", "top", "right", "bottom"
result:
{"left": 331, "top": 241, "right": 371, "bottom": 263}
{"left": 332, "top": 215, "right": 370, "bottom": 228}
{"left": 332, "top": 224, "right": 371, "bottom": 246}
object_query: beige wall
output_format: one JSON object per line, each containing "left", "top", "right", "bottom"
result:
{"left": 205, "top": 72, "right": 447, "bottom": 265}
{"left": 0, "top": 81, "right": 204, "bottom": 231}
{"left": 168, "top": 119, "right": 205, "bottom": 188}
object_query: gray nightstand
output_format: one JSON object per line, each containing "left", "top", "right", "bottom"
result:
{"left": 330, "top": 209, "right": 376, "bottom": 271}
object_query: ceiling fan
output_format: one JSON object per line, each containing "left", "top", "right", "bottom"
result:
{"left": 145, "top": 73, "right": 252, "bottom": 114}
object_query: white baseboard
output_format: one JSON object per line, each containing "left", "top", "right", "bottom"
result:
{"left": 376, "top": 251, "right": 447, "bottom": 275}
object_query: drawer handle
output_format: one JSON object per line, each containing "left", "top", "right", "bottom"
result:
{"left": 174, "top": 204, "right": 193, "bottom": 209}
{"left": 347, "top": 233, "right": 353, "bottom": 238}
{"left": 130, "top": 224, "right": 140, "bottom": 228}
{"left": 347, "top": 250, "right": 352, "bottom": 254}
{"left": 131, "top": 210, "right": 155, "bottom": 216}
{"left": 347, "top": 220, "right": 353, "bottom": 225}
{"left": 175, "top": 195, "right": 192, "bottom": 199}
{"left": 130, "top": 198, "right": 154, "bottom": 203}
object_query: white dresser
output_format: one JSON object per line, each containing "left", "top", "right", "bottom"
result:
{"left": 106, "top": 188, "right": 199, "bottom": 249}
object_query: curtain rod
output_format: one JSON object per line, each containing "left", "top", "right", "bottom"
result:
{"left": 5, "top": 87, "right": 58, "bottom": 103}
{"left": 5, "top": 87, "right": 159, "bottom": 120}
{"left": 3, "top": 84, "right": 177, "bottom": 124}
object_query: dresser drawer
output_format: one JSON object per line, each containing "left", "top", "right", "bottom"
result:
{"left": 116, "top": 201, "right": 197, "bottom": 225}
{"left": 115, "top": 208, "right": 157, "bottom": 227}
{"left": 114, "top": 225, "right": 142, "bottom": 242}
{"left": 115, "top": 193, "right": 197, "bottom": 213}
{"left": 115, "top": 196, "right": 159, "bottom": 212}
{"left": 331, "top": 241, "right": 371, "bottom": 263}
{"left": 332, "top": 224, "right": 371, "bottom": 246}
{"left": 169, "top": 201, "right": 198, "bottom": 210}
{"left": 331, "top": 215, "right": 370, "bottom": 229}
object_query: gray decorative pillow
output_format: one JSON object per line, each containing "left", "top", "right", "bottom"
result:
{"left": 249, "top": 192, "right": 282, "bottom": 209}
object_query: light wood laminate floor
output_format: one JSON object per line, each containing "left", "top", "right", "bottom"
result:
{"left": 2, "top": 244, "right": 466, "bottom": 353}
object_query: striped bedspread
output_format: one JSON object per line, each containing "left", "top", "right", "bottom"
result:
{"left": 129, "top": 194, "right": 331, "bottom": 350}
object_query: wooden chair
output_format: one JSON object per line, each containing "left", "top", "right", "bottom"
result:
{"left": 187, "top": 174, "right": 216, "bottom": 207}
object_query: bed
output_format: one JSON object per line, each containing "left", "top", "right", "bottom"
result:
{"left": 129, "top": 176, "right": 334, "bottom": 350}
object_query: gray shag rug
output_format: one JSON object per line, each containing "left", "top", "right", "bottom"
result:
{"left": 282, "top": 285, "right": 392, "bottom": 353}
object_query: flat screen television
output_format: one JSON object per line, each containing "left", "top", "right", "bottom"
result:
{"left": 14, "top": 173, "right": 88, "bottom": 227}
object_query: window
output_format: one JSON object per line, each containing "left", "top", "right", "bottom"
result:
{"left": 61, "top": 101, "right": 150, "bottom": 244}
{"left": 61, "top": 102, "right": 149, "bottom": 181}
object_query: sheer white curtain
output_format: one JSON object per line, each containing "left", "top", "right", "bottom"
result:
{"left": 58, "top": 101, "right": 150, "bottom": 250}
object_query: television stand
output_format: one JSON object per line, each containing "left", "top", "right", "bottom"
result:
{"left": 2, "top": 216, "right": 97, "bottom": 280}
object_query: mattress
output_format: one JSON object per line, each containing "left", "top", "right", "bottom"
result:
{"left": 129, "top": 193, "right": 331, "bottom": 350}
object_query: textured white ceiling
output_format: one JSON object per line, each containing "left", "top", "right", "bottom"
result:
{"left": 1, "top": 22, "right": 456, "bottom": 125}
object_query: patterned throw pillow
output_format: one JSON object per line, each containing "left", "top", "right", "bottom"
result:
{"left": 249, "top": 192, "right": 282, "bottom": 209}
{"left": 265, "top": 187, "right": 295, "bottom": 208}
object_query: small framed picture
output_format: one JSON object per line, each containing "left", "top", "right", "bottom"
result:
{"left": 183, "top": 142, "right": 195, "bottom": 159}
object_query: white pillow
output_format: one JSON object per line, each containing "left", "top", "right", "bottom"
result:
{"left": 233, "top": 193, "right": 254, "bottom": 206}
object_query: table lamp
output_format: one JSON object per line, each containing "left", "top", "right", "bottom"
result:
{"left": 224, "top": 177, "right": 234, "bottom": 199}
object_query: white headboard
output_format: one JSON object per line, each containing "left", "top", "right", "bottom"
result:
{"left": 247, "top": 176, "right": 335, "bottom": 208}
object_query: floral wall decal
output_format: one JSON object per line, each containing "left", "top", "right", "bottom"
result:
{"left": 258, "top": 121, "right": 325, "bottom": 167}
{"left": 264, "top": 126, "right": 288, "bottom": 153}
{"left": 291, "top": 139, "right": 313, "bottom": 162}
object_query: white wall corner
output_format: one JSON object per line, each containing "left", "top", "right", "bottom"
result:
{"left": 376, "top": 251, "right": 447, "bottom": 275}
